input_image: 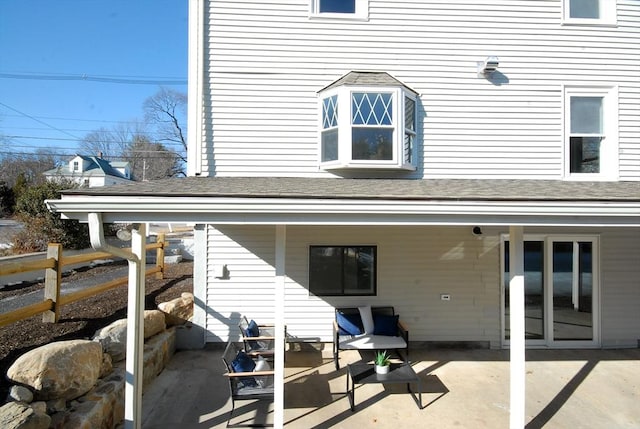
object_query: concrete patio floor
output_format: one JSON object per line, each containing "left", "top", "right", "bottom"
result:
{"left": 141, "top": 344, "right": 640, "bottom": 428}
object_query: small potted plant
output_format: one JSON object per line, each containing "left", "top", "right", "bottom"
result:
{"left": 374, "top": 350, "right": 391, "bottom": 374}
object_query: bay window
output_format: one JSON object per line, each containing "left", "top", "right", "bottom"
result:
{"left": 319, "top": 72, "right": 417, "bottom": 171}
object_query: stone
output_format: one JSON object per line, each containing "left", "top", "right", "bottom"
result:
{"left": 144, "top": 310, "right": 166, "bottom": 339}
{"left": 93, "top": 319, "right": 127, "bottom": 362}
{"left": 6, "top": 340, "right": 103, "bottom": 401}
{"left": 99, "top": 352, "right": 113, "bottom": 378}
{"left": 157, "top": 292, "right": 194, "bottom": 326}
{"left": 94, "top": 312, "right": 166, "bottom": 363}
{"left": 143, "top": 328, "right": 176, "bottom": 390}
{"left": 29, "top": 402, "right": 46, "bottom": 415}
{"left": 8, "top": 385, "right": 33, "bottom": 403}
{"left": 63, "top": 367, "right": 126, "bottom": 429}
{"left": 46, "top": 398, "right": 67, "bottom": 414}
{"left": 0, "top": 401, "right": 51, "bottom": 429}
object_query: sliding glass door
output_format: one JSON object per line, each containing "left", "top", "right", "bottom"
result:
{"left": 503, "top": 236, "right": 599, "bottom": 347}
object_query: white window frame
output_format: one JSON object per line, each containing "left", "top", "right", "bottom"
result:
{"left": 563, "top": 85, "right": 618, "bottom": 180}
{"left": 309, "top": 0, "right": 368, "bottom": 21}
{"left": 500, "top": 234, "right": 601, "bottom": 349}
{"left": 562, "top": 0, "right": 617, "bottom": 26}
{"left": 318, "top": 85, "right": 417, "bottom": 171}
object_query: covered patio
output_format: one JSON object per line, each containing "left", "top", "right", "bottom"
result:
{"left": 46, "top": 177, "right": 640, "bottom": 428}
{"left": 141, "top": 345, "right": 640, "bottom": 428}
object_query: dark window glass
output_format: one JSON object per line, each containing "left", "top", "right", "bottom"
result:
{"left": 320, "top": 0, "right": 356, "bottom": 13}
{"left": 309, "top": 245, "right": 376, "bottom": 296}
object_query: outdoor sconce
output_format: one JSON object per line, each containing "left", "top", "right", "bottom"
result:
{"left": 472, "top": 226, "right": 483, "bottom": 237}
{"left": 478, "top": 56, "right": 499, "bottom": 76}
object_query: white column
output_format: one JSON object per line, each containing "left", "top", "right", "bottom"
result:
{"left": 509, "top": 225, "right": 525, "bottom": 429}
{"left": 125, "top": 223, "right": 146, "bottom": 429}
{"left": 274, "top": 225, "right": 286, "bottom": 428}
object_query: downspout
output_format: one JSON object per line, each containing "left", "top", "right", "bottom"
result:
{"left": 88, "top": 213, "right": 145, "bottom": 429}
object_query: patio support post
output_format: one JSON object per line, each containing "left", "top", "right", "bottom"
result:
{"left": 274, "top": 225, "right": 286, "bottom": 428}
{"left": 509, "top": 225, "right": 525, "bottom": 429}
{"left": 87, "top": 213, "right": 145, "bottom": 429}
{"left": 125, "top": 223, "right": 146, "bottom": 429}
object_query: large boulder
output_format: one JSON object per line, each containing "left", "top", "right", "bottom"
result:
{"left": 144, "top": 310, "right": 166, "bottom": 339}
{"left": 93, "top": 311, "right": 166, "bottom": 362}
{"left": 6, "top": 340, "right": 103, "bottom": 401}
{"left": 0, "top": 401, "right": 51, "bottom": 429}
{"left": 158, "top": 292, "right": 194, "bottom": 326}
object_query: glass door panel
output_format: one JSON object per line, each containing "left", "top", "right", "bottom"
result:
{"left": 504, "top": 241, "right": 544, "bottom": 340}
{"left": 552, "top": 241, "right": 593, "bottom": 341}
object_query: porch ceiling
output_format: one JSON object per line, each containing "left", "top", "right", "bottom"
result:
{"left": 46, "top": 177, "right": 640, "bottom": 227}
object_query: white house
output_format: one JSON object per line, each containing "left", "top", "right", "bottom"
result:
{"left": 47, "top": 1, "right": 640, "bottom": 428}
{"left": 43, "top": 154, "right": 132, "bottom": 187}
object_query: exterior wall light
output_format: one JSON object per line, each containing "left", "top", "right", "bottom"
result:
{"left": 478, "top": 56, "right": 499, "bottom": 76}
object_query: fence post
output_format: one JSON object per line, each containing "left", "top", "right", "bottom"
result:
{"left": 43, "top": 243, "right": 62, "bottom": 323}
{"left": 156, "top": 233, "right": 165, "bottom": 279}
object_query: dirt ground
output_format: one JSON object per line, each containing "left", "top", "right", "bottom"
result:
{"left": 0, "top": 260, "right": 193, "bottom": 403}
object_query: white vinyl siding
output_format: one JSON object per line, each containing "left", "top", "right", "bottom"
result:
{"left": 196, "top": 0, "right": 640, "bottom": 180}
{"left": 205, "top": 224, "right": 502, "bottom": 346}
{"left": 204, "top": 224, "right": 640, "bottom": 347}
{"left": 599, "top": 227, "right": 640, "bottom": 348}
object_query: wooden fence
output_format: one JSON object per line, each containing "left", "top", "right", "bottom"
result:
{"left": 0, "top": 233, "right": 166, "bottom": 327}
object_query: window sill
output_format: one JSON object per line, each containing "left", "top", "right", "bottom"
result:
{"left": 321, "top": 163, "right": 416, "bottom": 172}
{"left": 308, "top": 14, "right": 369, "bottom": 22}
{"left": 561, "top": 19, "right": 617, "bottom": 27}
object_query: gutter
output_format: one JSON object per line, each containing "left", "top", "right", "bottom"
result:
{"left": 87, "top": 212, "right": 144, "bottom": 429}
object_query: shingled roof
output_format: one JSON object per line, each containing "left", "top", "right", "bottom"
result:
{"left": 60, "top": 177, "right": 640, "bottom": 202}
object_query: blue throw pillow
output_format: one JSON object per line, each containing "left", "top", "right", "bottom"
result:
{"left": 373, "top": 314, "right": 399, "bottom": 336}
{"left": 247, "top": 320, "right": 260, "bottom": 337}
{"left": 231, "top": 351, "right": 256, "bottom": 373}
{"left": 337, "top": 311, "right": 363, "bottom": 335}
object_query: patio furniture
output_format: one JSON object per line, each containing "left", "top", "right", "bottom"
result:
{"left": 238, "top": 316, "right": 279, "bottom": 357}
{"left": 333, "top": 306, "right": 409, "bottom": 370}
{"left": 346, "top": 362, "right": 423, "bottom": 411}
{"left": 221, "top": 341, "right": 275, "bottom": 427}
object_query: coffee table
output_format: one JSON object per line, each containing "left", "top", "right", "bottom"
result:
{"left": 346, "top": 362, "right": 423, "bottom": 411}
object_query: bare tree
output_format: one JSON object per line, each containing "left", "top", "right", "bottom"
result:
{"left": 80, "top": 121, "right": 146, "bottom": 160}
{"left": 143, "top": 87, "right": 187, "bottom": 175}
{"left": 124, "top": 135, "right": 180, "bottom": 181}
{"left": 0, "top": 149, "right": 61, "bottom": 188}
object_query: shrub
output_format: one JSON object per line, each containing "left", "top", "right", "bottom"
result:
{"left": 12, "top": 181, "right": 89, "bottom": 253}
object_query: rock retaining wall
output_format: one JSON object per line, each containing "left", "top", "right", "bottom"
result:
{"left": 1, "top": 293, "right": 193, "bottom": 429}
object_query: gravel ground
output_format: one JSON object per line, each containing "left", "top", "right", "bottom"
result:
{"left": 0, "top": 260, "right": 193, "bottom": 403}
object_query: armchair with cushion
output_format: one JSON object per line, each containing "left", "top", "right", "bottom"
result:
{"left": 238, "top": 316, "right": 276, "bottom": 357}
{"left": 221, "top": 341, "right": 274, "bottom": 427}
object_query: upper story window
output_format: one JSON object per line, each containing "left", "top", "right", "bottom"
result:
{"left": 563, "top": 0, "right": 616, "bottom": 25}
{"left": 318, "top": 71, "right": 417, "bottom": 171}
{"left": 564, "top": 86, "right": 618, "bottom": 180}
{"left": 72, "top": 161, "right": 80, "bottom": 172}
{"left": 310, "top": 0, "right": 368, "bottom": 20}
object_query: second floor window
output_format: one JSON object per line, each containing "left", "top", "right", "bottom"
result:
{"left": 319, "top": 72, "right": 417, "bottom": 171}
{"left": 310, "top": 0, "right": 368, "bottom": 20}
{"left": 563, "top": 0, "right": 616, "bottom": 25}
{"left": 564, "top": 86, "right": 618, "bottom": 179}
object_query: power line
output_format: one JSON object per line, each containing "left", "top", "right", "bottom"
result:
{"left": 0, "top": 72, "right": 186, "bottom": 86}
{"left": 0, "top": 102, "right": 82, "bottom": 140}
{"left": 5, "top": 135, "right": 186, "bottom": 149}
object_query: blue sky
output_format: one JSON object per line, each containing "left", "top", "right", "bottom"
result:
{"left": 0, "top": 0, "right": 188, "bottom": 158}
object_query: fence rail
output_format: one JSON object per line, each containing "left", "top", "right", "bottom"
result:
{"left": 0, "top": 233, "right": 166, "bottom": 327}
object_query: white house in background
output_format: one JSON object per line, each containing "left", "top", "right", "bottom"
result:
{"left": 44, "top": 154, "right": 132, "bottom": 187}
{"left": 47, "top": 1, "right": 640, "bottom": 427}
